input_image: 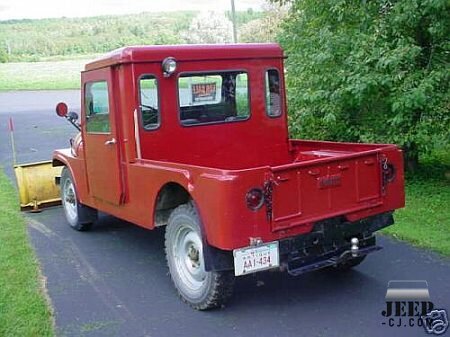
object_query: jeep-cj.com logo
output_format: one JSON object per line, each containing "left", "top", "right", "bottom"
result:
{"left": 381, "top": 280, "right": 448, "bottom": 335}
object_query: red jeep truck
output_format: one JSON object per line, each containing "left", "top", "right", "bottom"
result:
{"left": 53, "top": 44, "right": 405, "bottom": 310}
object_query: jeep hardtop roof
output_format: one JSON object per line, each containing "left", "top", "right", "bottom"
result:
{"left": 85, "top": 43, "right": 284, "bottom": 71}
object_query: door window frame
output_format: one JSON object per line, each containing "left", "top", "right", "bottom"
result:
{"left": 84, "top": 80, "right": 112, "bottom": 134}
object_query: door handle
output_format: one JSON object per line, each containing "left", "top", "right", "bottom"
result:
{"left": 104, "top": 138, "right": 116, "bottom": 146}
{"left": 308, "top": 169, "right": 320, "bottom": 176}
{"left": 276, "top": 175, "right": 290, "bottom": 182}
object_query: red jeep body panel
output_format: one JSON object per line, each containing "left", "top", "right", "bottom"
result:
{"left": 53, "top": 44, "right": 405, "bottom": 251}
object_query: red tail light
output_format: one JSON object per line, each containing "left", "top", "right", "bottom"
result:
{"left": 246, "top": 188, "right": 264, "bottom": 210}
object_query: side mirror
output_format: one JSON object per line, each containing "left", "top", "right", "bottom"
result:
{"left": 56, "top": 102, "right": 81, "bottom": 131}
{"left": 67, "top": 111, "right": 79, "bottom": 121}
{"left": 56, "top": 102, "right": 68, "bottom": 117}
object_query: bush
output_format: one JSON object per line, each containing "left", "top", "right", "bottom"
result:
{"left": 0, "top": 47, "right": 8, "bottom": 63}
{"left": 276, "top": 0, "right": 450, "bottom": 170}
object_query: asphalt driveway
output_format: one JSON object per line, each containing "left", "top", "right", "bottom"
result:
{"left": 0, "top": 91, "right": 449, "bottom": 337}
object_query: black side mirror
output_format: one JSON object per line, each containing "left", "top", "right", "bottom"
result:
{"left": 67, "top": 111, "right": 79, "bottom": 121}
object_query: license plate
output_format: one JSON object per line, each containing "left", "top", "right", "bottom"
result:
{"left": 233, "top": 242, "right": 279, "bottom": 276}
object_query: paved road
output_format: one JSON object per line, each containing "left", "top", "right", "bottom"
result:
{"left": 0, "top": 90, "right": 79, "bottom": 179}
{"left": 1, "top": 91, "right": 449, "bottom": 337}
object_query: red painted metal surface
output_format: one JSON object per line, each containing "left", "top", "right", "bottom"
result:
{"left": 85, "top": 44, "right": 284, "bottom": 71}
{"left": 81, "top": 68, "right": 124, "bottom": 205}
{"left": 53, "top": 44, "right": 405, "bottom": 251}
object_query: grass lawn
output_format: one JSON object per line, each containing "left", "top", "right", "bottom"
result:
{"left": 0, "top": 58, "right": 95, "bottom": 91}
{"left": 383, "top": 149, "right": 450, "bottom": 256}
{"left": 0, "top": 169, "right": 54, "bottom": 337}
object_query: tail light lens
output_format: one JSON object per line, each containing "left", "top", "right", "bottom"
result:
{"left": 246, "top": 188, "right": 264, "bottom": 211}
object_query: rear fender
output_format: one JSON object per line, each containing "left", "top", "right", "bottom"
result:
{"left": 191, "top": 199, "right": 234, "bottom": 272}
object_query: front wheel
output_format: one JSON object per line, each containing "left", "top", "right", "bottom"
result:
{"left": 61, "top": 167, "right": 96, "bottom": 231}
{"left": 165, "top": 203, "right": 234, "bottom": 310}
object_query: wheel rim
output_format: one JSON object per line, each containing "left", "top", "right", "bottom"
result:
{"left": 63, "top": 178, "right": 77, "bottom": 222}
{"left": 172, "top": 223, "right": 207, "bottom": 296}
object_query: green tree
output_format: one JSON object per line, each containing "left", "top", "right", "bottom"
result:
{"left": 0, "top": 12, "right": 197, "bottom": 61}
{"left": 181, "top": 11, "right": 233, "bottom": 44}
{"left": 239, "top": 3, "right": 288, "bottom": 43}
{"left": 275, "top": 0, "right": 450, "bottom": 170}
{"left": 0, "top": 47, "right": 8, "bottom": 63}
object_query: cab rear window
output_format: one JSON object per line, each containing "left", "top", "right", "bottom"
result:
{"left": 178, "top": 71, "right": 249, "bottom": 126}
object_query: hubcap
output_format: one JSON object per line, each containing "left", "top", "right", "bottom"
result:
{"left": 63, "top": 178, "right": 77, "bottom": 221}
{"left": 172, "top": 224, "right": 207, "bottom": 294}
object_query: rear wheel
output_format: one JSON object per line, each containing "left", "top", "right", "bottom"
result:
{"left": 61, "top": 167, "right": 96, "bottom": 231}
{"left": 165, "top": 203, "right": 234, "bottom": 310}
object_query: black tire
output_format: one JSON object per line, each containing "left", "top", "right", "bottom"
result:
{"left": 60, "top": 167, "right": 96, "bottom": 231}
{"left": 333, "top": 255, "right": 367, "bottom": 271}
{"left": 165, "top": 202, "right": 235, "bottom": 310}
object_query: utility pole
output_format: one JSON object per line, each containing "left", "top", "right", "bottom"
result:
{"left": 230, "top": 0, "right": 238, "bottom": 43}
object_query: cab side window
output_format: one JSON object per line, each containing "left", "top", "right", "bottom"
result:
{"left": 265, "top": 69, "right": 282, "bottom": 117}
{"left": 139, "top": 75, "right": 159, "bottom": 130}
{"left": 85, "top": 81, "right": 110, "bottom": 133}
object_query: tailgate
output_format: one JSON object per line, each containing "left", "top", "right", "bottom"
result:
{"left": 270, "top": 153, "right": 382, "bottom": 231}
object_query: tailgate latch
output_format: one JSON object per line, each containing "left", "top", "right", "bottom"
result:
{"left": 380, "top": 156, "right": 397, "bottom": 195}
{"left": 263, "top": 175, "right": 275, "bottom": 222}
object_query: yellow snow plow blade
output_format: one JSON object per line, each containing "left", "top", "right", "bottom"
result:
{"left": 14, "top": 160, "right": 63, "bottom": 211}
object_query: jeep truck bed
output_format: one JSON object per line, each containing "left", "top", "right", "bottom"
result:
{"left": 268, "top": 139, "right": 403, "bottom": 231}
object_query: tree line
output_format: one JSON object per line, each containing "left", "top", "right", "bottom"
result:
{"left": 0, "top": 10, "right": 265, "bottom": 62}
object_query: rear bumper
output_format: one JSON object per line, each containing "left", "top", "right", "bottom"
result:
{"left": 204, "top": 212, "right": 394, "bottom": 273}
{"left": 279, "top": 212, "right": 393, "bottom": 275}
{"left": 286, "top": 244, "right": 381, "bottom": 276}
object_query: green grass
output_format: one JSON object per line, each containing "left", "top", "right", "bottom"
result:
{"left": 383, "top": 149, "right": 450, "bottom": 256}
{"left": 0, "top": 58, "right": 93, "bottom": 91}
{"left": 0, "top": 169, "right": 54, "bottom": 337}
{"left": 0, "top": 58, "right": 253, "bottom": 92}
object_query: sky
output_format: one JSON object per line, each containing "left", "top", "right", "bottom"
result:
{"left": 0, "top": 0, "right": 266, "bottom": 21}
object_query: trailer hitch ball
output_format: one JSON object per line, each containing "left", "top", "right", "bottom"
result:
{"left": 351, "top": 237, "right": 359, "bottom": 257}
